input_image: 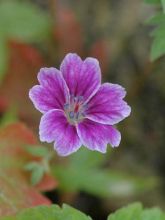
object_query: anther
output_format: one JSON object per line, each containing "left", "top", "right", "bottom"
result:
{"left": 69, "top": 111, "right": 74, "bottom": 119}
{"left": 64, "top": 103, "right": 69, "bottom": 110}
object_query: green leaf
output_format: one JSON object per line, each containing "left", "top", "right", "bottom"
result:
{"left": 144, "top": 0, "right": 161, "bottom": 4}
{"left": 31, "top": 165, "right": 45, "bottom": 185}
{"left": 56, "top": 204, "right": 92, "bottom": 220}
{"left": 52, "top": 147, "right": 158, "bottom": 198}
{"left": 24, "top": 145, "right": 52, "bottom": 185}
{"left": 146, "top": 13, "right": 165, "bottom": 25}
{"left": 161, "top": 0, "right": 165, "bottom": 12}
{"left": 0, "top": 106, "right": 18, "bottom": 127}
{"left": 0, "top": 38, "right": 8, "bottom": 82}
{"left": 0, "top": 1, "right": 52, "bottom": 42}
{"left": 141, "top": 208, "right": 165, "bottom": 220}
{"left": 151, "top": 36, "right": 165, "bottom": 60}
{"left": 0, "top": 217, "right": 16, "bottom": 220}
{"left": 146, "top": 13, "right": 165, "bottom": 60}
{"left": 2, "top": 203, "right": 165, "bottom": 220}
{"left": 69, "top": 147, "right": 108, "bottom": 169}
{"left": 24, "top": 162, "right": 45, "bottom": 185}
{"left": 0, "top": 1, "right": 52, "bottom": 82}
{"left": 108, "top": 203, "right": 143, "bottom": 220}
{"left": 53, "top": 155, "right": 158, "bottom": 198}
{"left": 10, "top": 204, "right": 92, "bottom": 220}
{"left": 24, "top": 162, "right": 40, "bottom": 171}
{"left": 25, "top": 145, "right": 49, "bottom": 157}
{"left": 151, "top": 25, "right": 165, "bottom": 37}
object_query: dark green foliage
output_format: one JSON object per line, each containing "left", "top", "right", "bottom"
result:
{"left": 52, "top": 148, "right": 158, "bottom": 198}
{"left": 1, "top": 203, "right": 165, "bottom": 220}
{"left": 145, "top": 1, "right": 165, "bottom": 60}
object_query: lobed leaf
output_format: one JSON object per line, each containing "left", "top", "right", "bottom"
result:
{"left": 25, "top": 145, "right": 49, "bottom": 158}
{"left": 146, "top": 13, "right": 165, "bottom": 25}
{"left": 108, "top": 203, "right": 142, "bottom": 220}
{"left": 141, "top": 208, "right": 165, "bottom": 220}
{"left": 145, "top": 10, "right": 165, "bottom": 60}
{"left": 0, "top": 123, "right": 57, "bottom": 216}
{"left": 151, "top": 35, "right": 165, "bottom": 60}
{"left": 2, "top": 202, "right": 165, "bottom": 220}
{"left": 108, "top": 204, "right": 165, "bottom": 220}
{"left": 0, "top": 204, "right": 92, "bottom": 220}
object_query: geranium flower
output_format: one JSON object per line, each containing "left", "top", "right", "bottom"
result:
{"left": 29, "top": 53, "right": 131, "bottom": 156}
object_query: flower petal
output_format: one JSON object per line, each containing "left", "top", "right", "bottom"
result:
{"left": 39, "top": 109, "right": 81, "bottom": 156}
{"left": 60, "top": 53, "right": 101, "bottom": 102}
{"left": 77, "top": 119, "right": 121, "bottom": 153}
{"left": 85, "top": 83, "right": 131, "bottom": 125}
{"left": 29, "top": 68, "right": 69, "bottom": 113}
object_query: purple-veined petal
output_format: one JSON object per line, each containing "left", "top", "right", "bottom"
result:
{"left": 60, "top": 53, "right": 101, "bottom": 102}
{"left": 85, "top": 83, "right": 131, "bottom": 125}
{"left": 39, "top": 109, "right": 81, "bottom": 156}
{"left": 29, "top": 68, "right": 69, "bottom": 113}
{"left": 77, "top": 119, "right": 121, "bottom": 153}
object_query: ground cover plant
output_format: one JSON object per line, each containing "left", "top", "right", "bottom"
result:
{"left": 0, "top": 0, "right": 165, "bottom": 219}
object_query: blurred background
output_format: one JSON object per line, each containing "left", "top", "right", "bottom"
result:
{"left": 0, "top": 0, "right": 165, "bottom": 220}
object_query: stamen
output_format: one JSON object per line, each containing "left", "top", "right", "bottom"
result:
{"left": 64, "top": 95, "right": 87, "bottom": 124}
{"left": 74, "top": 97, "right": 78, "bottom": 102}
{"left": 69, "top": 111, "right": 74, "bottom": 119}
{"left": 74, "top": 103, "right": 79, "bottom": 113}
{"left": 81, "top": 112, "right": 86, "bottom": 117}
{"left": 78, "top": 96, "right": 83, "bottom": 102}
{"left": 64, "top": 103, "right": 69, "bottom": 110}
{"left": 76, "top": 112, "right": 79, "bottom": 119}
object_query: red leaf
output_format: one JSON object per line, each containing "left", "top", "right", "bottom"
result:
{"left": 36, "top": 173, "right": 58, "bottom": 192}
{"left": 0, "top": 41, "right": 45, "bottom": 129}
{"left": 0, "top": 123, "right": 57, "bottom": 216}
{"left": 54, "top": 7, "right": 83, "bottom": 58}
{"left": 90, "top": 39, "right": 109, "bottom": 73}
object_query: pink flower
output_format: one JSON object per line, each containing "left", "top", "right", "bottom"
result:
{"left": 29, "top": 53, "right": 131, "bottom": 156}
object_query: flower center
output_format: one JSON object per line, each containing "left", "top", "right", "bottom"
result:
{"left": 64, "top": 95, "right": 87, "bottom": 125}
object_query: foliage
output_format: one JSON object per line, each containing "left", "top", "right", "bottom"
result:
{"left": 144, "top": 0, "right": 161, "bottom": 4}
{"left": 108, "top": 203, "right": 165, "bottom": 220}
{"left": 0, "top": 106, "right": 18, "bottom": 127}
{"left": 52, "top": 148, "right": 158, "bottom": 198}
{"left": 108, "top": 203, "right": 143, "bottom": 220}
{"left": 0, "top": 0, "right": 164, "bottom": 218}
{"left": 0, "top": 204, "right": 92, "bottom": 220}
{"left": 0, "top": 38, "right": 8, "bottom": 81}
{"left": 161, "top": 0, "right": 165, "bottom": 12}
{"left": 1, "top": 202, "right": 165, "bottom": 220}
{"left": 145, "top": 0, "right": 165, "bottom": 60}
{"left": 24, "top": 145, "right": 52, "bottom": 185}
{"left": 0, "top": 41, "right": 44, "bottom": 128}
{"left": 0, "top": 0, "right": 51, "bottom": 81}
{"left": 0, "top": 123, "right": 57, "bottom": 216}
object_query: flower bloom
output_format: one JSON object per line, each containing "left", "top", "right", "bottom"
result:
{"left": 29, "top": 53, "right": 131, "bottom": 156}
